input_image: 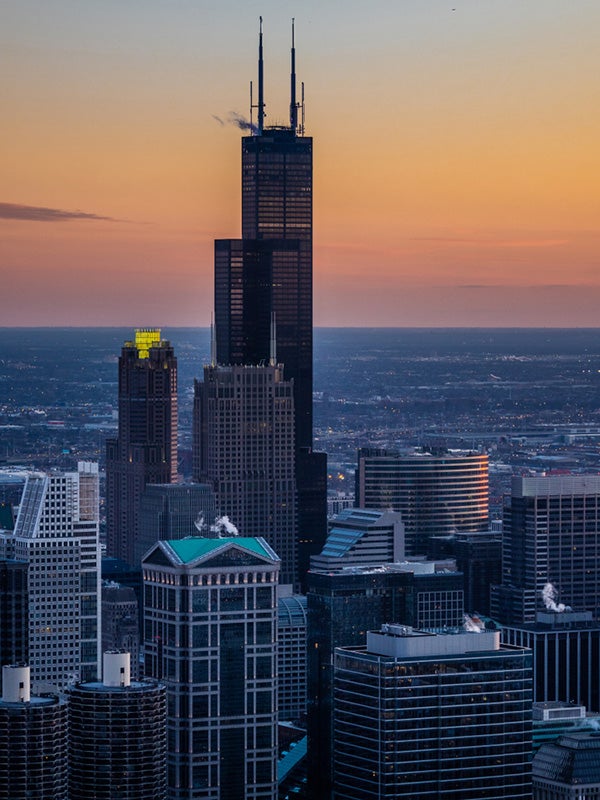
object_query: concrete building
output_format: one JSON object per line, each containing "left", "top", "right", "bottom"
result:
{"left": 310, "top": 507, "right": 404, "bottom": 571}
{"left": 68, "top": 651, "right": 167, "bottom": 800}
{"left": 356, "top": 448, "right": 489, "bottom": 556}
{"left": 333, "top": 627, "right": 532, "bottom": 799}
{"left": 0, "top": 664, "right": 68, "bottom": 800}
{"left": 143, "top": 536, "right": 280, "bottom": 800}
{"left": 106, "top": 329, "right": 178, "bottom": 567}
{"left": 193, "top": 362, "right": 297, "bottom": 586}
{"left": 492, "top": 474, "right": 600, "bottom": 624}
{"left": 0, "top": 463, "right": 101, "bottom": 688}
{"left": 532, "top": 732, "right": 600, "bottom": 799}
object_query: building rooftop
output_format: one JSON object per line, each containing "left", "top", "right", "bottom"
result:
{"left": 161, "top": 537, "right": 279, "bottom": 565}
{"left": 533, "top": 732, "right": 600, "bottom": 785}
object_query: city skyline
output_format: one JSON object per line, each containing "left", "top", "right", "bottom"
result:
{"left": 3, "top": 1, "right": 600, "bottom": 328}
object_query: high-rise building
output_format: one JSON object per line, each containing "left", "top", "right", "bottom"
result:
{"left": 68, "top": 651, "right": 167, "bottom": 800}
{"left": 501, "top": 610, "right": 600, "bottom": 712}
{"left": 277, "top": 588, "right": 307, "bottom": 724}
{"left": 0, "top": 463, "right": 101, "bottom": 689}
{"left": 307, "top": 562, "right": 464, "bottom": 799}
{"left": 532, "top": 732, "right": 600, "bottom": 799}
{"left": 491, "top": 475, "right": 600, "bottom": 625}
{"left": 208, "top": 22, "right": 327, "bottom": 586}
{"left": 193, "top": 362, "right": 297, "bottom": 585}
{"left": 356, "top": 448, "right": 489, "bottom": 556}
{"left": 0, "top": 665, "right": 68, "bottom": 800}
{"left": 106, "top": 329, "right": 178, "bottom": 567}
{"left": 0, "top": 559, "right": 28, "bottom": 682}
{"left": 143, "top": 536, "right": 280, "bottom": 800}
{"left": 136, "top": 482, "right": 218, "bottom": 566}
{"left": 333, "top": 627, "right": 532, "bottom": 800}
{"left": 101, "top": 582, "right": 140, "bottom": 678}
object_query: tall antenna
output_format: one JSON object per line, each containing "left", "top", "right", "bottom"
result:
{"left": 301, "top": 81, "right": 305, "bottom": 136}
{"left": 290, "top": 18, "right": 297, "bottom": 132}
{"left": 249, "top": 80, "right": 253, "bottom": 133}
{"left": 210, "top": 313, "right": 216, "bottom": 367}
{"left": 269, "top": 312, "right": 277, "bottom": 367}
{"left": 258, "top": 17, "right": 265, "bottom": 135}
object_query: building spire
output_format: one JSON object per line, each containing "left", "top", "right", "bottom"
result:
{"left": 290, "top": 18, "right": 297, "bottom": 133}
{"left": 210, "top": 313, "right": 216, "bottom": 367}
{"left": 258, "top": 16, "right": 265, "bottom": 135}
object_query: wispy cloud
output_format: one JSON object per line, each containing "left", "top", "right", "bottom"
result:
{"left": 212, "top": 111, "right": 258, "bottom": 134}
{"left": 0, "top": 202, "right": 117, "bottom": 223}
{"left": 411, "top": 236, "right": 568, "bottom": 248}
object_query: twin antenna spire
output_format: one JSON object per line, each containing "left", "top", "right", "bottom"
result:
{"left": 251, "top": 18, "right": 304, "bottom": 136}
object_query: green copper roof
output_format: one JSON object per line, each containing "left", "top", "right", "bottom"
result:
{"left": 166, "top": 537, "right": 276, "bottom": 565}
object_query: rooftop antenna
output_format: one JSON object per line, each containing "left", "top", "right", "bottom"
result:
{"left": 301, "top": 81, "right": 305, "bottom": 136}
{"left": 290, "top": 18, "right": 297, "bottom": 133}
{"left": 210, "top": 313, "right": 216, "bottom": 367}
{"left": 258, "top": 16, "right": 265, "bottom": 134}
{"left": 269, "top": 312, "right": 277, "bottom": 366}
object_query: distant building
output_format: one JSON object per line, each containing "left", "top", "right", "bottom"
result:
{"left": 333, "top": 627, "right": 532, "bottom": 799}
{"left": 356, "top": 448, "right": 489, "bottom": 555}
{"left": 136, "top": 482, "right": 218, "bottom": 565}
{"left": 310, "top": 507, "right": 404, "bottom": 571}
{"left": 68, "top": 652, "right": 166, "bottom": 800}
{"left": 0, "top": 664, "right": 68, "bottom": 800}
{"left": 278, "top": 589, "right": 307, "bottom": 723}
{"left": 502, "top": 611, "right": 600, "bottom": 712}
{"left": 0, "top": 463, "right": 101, "bottom": 688}
{"left": 532, "top": 732, "right": 600, "bottom": 799}
{"left": 193, "top": 362, "right": 297, "bottom": 586}
{"left": 0, "top": 560, "right": 28, "bottom": 683}
{"left": 307, "top": 562, "right": 464, "bottom": 799}
{"left": 101, "top": 582, "right": 140, "bottom": 678}
{"left": 106, "top": 329, "right": 178, "bottom": 567}
{"left": 532, "top": 702, "right": 600, "bottom": 754}
{"left": 492, "top": 475, "right": 600, "bottom": 624}
{"left": 143, "top": 537, "right": 280, "bottom": 800}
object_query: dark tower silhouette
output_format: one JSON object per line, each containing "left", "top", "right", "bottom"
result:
{"left": 208, "top": 21, "right": 326, "bottom": 584}
{"left": 106, "top": 329, "right": 177, "bottom": 566}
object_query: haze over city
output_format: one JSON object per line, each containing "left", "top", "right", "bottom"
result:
{"left": 4, "top": 0, "right": 600, "bottom": 327}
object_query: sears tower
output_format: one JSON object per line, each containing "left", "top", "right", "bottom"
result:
{"left": 208, "top": 20, "right": 326, "bottom": 583}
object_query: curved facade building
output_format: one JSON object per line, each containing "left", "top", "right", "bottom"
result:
{"left": 0, "top": 665, "right": 67, "bottom": 800}
{"left": 278, "top": 593, "right": 308, "bottom": 722}
{"left": 68, "top": 652, "right": 166, "bottom": 800}
{"left": 356, "top": 448, "right": 489, "bottom": 556}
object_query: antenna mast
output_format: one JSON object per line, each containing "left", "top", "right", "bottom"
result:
{"left": 269, "top": 313, "right": 277, "bottom": 367}
{"left": 258, "top": 17, "right": 265, "bottom": 134}
{"left": 301, "top": 82, "right": 305, "bottom": 136}
{"left": 210, "top": 313, "right": 216, "bottom": 367}
{"left": 290, "top": 19, "right": 298, "bottom": 133}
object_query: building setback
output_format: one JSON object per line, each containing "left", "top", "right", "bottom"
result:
{"left": 106, "top": 329, "right": 178, "bottom": 567}
{"left": 68, "top": 651, "right": 166, "bottom": 800}
{"left": 0, "top": 463, "right": 101, "bottom": 689}
{"left": 333, "top": 627, "right": 532, "bottom": 800}
{"left": 143, "top": 537, "right": 279, "bottom": 800}
{"left": 356, "top": 448, "right": 489, "bottom": 556}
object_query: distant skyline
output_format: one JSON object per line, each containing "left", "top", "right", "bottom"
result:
{"left": 3, "top": 1, "right": 600, "bottom": 327}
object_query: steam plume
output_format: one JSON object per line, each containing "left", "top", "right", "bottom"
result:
{"left": 463, "top": 614, "right": 485, "bottom": 633}
{"left": 542, "top": 582, "right": 571, "bottom": 613}
{"left": 210, "top": 515, "right": 239, "bottom": 538}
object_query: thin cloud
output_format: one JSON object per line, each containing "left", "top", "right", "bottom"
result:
{"left": 412, "top": 236, "right": 568, "bottom": 248}
{"left": 0, "top": 202, "right": 117, "bottom": 223}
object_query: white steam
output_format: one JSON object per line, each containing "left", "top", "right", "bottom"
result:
{"left": 542, "top": 582, "right": 571, "bottom": 613}
{"left": 463, "top": 614, "right": 485, "bottom": 633}
{"left": 210, "top": 515, "right": 239, "bottom": 538}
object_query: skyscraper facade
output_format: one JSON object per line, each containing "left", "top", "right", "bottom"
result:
{"left": 356, "top": 448, "right": 489, "bottom": 555}
{"left": 193, "top": 362, "right": 297, "bottom": 585}
{"left": 333, "top": 627, "right": 532, "bottom": 800}
{"left": 0, "top": 463, "right": 101, "bottom": 689}
{"left": 68, "top": 652, "right": 167, "bottom": 800}
{"left": 143, "top": 537, "right": 280, "bottom": 800}
{"left": 0, "top": 664, "right": 68, "bottom": 800}
{"left": 0, "top": 559, "right": 28, "bottom": 682}
{"left": 491, "top": 475, "right": 600, "bottom": 625}
{"left": 106, "top": 329, "right": 178, "bottom": 567}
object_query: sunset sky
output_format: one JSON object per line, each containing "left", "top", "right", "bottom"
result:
{"left": 3, "top": 0, "right": 600, "bottom": 327}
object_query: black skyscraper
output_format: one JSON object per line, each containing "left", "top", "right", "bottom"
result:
{"left": 106, "top": 329, "right": 178, "bottom": 567}
{"left": 207, "top": 21, "right": 326, "bottom": 582}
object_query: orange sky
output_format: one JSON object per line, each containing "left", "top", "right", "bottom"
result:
{"left": 3, "top": 1, "right": 600, "bottom": 326}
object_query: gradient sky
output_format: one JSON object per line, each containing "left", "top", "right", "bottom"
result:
{"left": 3, "top": 0, "right": 600, "bottom": 326}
